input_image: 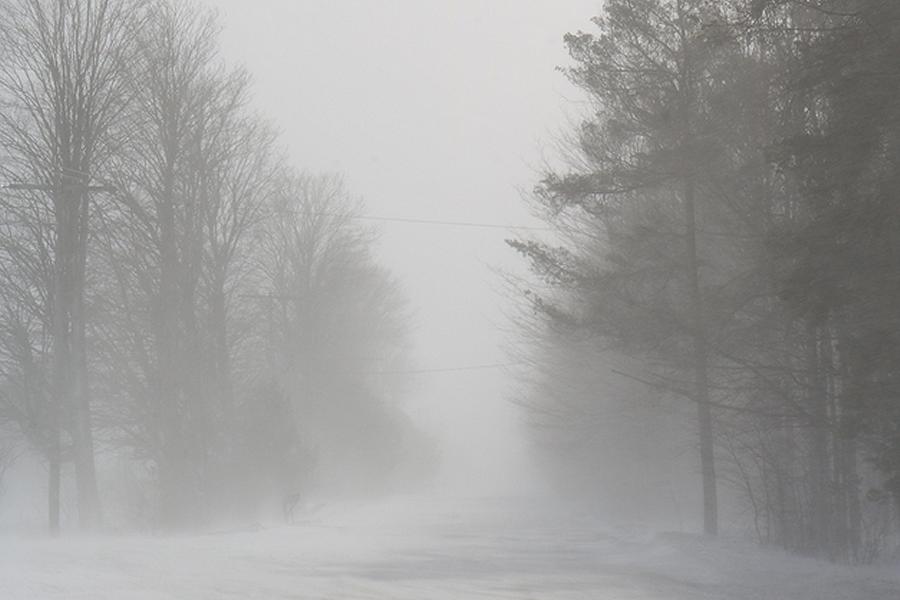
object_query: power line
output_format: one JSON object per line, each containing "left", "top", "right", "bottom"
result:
{"left": 344, "top": 214, "right": 550, "bottom": 231}
{"left": 368, "top": 362, "right": 522, "bottom": 375}
{"left": 273, "top": 209, "right": 550, "bottom": 231}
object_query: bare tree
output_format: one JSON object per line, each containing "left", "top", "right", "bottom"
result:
{"left": 91, "top": 0, "right": 281, "bottom": 527}
{"left": 255, "top": 172, "right": 414, "bottom": 498}
{"left": 0, "top": 0, "right": 143, "bottom": 533}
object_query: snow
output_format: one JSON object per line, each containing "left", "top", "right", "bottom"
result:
{"left": 1, "top": 495, "right": 898, "bottom": 599}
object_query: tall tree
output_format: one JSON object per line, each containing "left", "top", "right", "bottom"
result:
{"left": 0, "top": 0, "right": 143, "bottom": 532}
{"left": 764, "top": 0, "right": 900, "bottom": 560}
{"left": 515, "top": 0, "right": 900, "bottom": 560}
{"left": 95, "top": 0, "right": 269, "bottom": 527}
{"left": 256, "top": 173, "right": 415, "bottom": 497}
{"left": 513, "top": 0, "right": 738, "bottom": 535}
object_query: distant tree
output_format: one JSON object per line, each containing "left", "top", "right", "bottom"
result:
{"left": 255, "top": 173, "right": 415, "bottom": 498}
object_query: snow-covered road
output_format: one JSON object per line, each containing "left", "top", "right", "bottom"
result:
{"left": 2, "top": 496, "right": 898, "bottom": 599}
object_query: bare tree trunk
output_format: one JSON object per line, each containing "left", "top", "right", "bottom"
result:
{"left": 806, "top": 323, "right": 830, "bottom": 557}
{"left": 72, "top": 186, "right": 101, "bottom": 530}
{"left": 48, "top": 427, "right": 60, "bottom": 537}
{"left": 158, "top": 160, "right": 183, "bottom": 529}
{"left": 50, "top": 198, "right": 72, "bottom": 536}
{"left": 837, "top": 329, "right": 863, "bottom": 563}
{"left": 210, "top": 283, "right": 234, "bottom": 430}
{"left": 843, "top": 437, "right": 861, "bottom": 562}
{"left": 683, "top": 176, "right": 718, "bottom": 536}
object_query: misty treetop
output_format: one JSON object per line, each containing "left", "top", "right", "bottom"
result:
{"left": 512, "top": 0, "right": 900, "bottom": 562}
{"left": 0, "top": 0, "right": 426, "bottom": 533}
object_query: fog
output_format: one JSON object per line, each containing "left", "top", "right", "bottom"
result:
{"left": 1, "top": 0, "right": 899, "bottom": 598}
{"left": 204, "top": 0, "right": 599, "bottom": 495}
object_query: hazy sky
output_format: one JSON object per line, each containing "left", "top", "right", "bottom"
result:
{"left": 207, "top": 0, "right": 601, "bottom": 492}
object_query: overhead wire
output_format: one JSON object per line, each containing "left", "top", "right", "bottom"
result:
{"left": 367, "top": 362, "right": 522, "bottom": 376}
{"left": 268, "top": 208, "right": 551, "bottom": 231}
{"left": 340, "top": 214, "right": 550, "bottom": 231}
{"left": 0, "top": 188, "right": 534, "bottom": 376}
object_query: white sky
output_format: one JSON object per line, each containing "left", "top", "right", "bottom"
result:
{"left": 207, "top": 0, "right": 601, "bottom": 493}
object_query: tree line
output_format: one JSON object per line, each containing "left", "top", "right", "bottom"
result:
{"left": 0, "top": 0, "right": 421, "bottom": 534}
{"left": 512, "top": 0, "right": 900, "bottom": 562}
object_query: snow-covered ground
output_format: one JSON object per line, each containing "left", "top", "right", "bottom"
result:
{"left": 2, "top": 495, "right": 898, "bottom": 599}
